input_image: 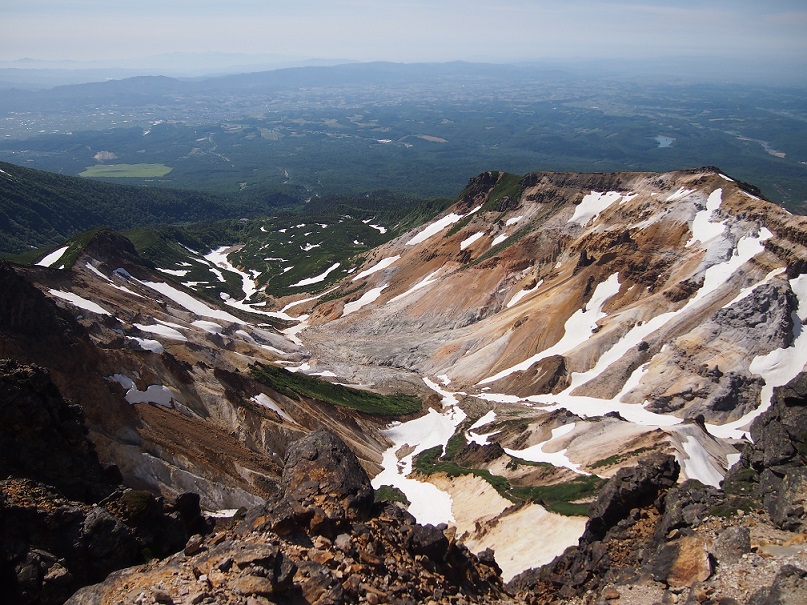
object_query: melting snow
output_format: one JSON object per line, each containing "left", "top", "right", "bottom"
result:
{"left": 505, "top": 216, "right": 523, "bottom": 227}
{"left": 388, "top": 270, "right": 442, "bottom": 304}
{"left": 568, "top": 191, "right": 623, "bottom": 226}
{"left": 460, "top": 232, "right": 486, "bottom": 250}
{"left": 480, "top": 273, "right": 621, "bottom": 385}
{"left": 157, "top": 268, "right": 190, "bottom": 277}
{"left": 507, "top": 279, "right": 543, "bottom": 308}
{"left": 48, "top": 290, "right": 111, "bottom": 316}
{"left": 134, "top": 323, "right": 187, "bottom": 341}
{"left": 251, "top": 393, "right": 295, "bottom": 422}
{"left": 371, "top": 378, "right": 466, "bottom": 525}
{"left": 686, "top": 188, "right": 726, "bottom": 248}
{"left": 666, "top": 187, "right": 695, "bottom": 202}
{"left": 127, "top": 337, "right": 164, "bottom": 353}
{"left": 406, "top": 213, "right": 465, "bottom": 246}
{"left": 191, "top": 320, "right": 224, "bottom": 334}
{"left": 36, "top": 246, "right": 69, "bottom": 268}
{"left": 503, "top": 423, "right": 586, "bottom": 474}
{"left": 289, "top": 262, "right": 341, "bottom": 287}
{"left": 139, "top": 281, "right": 243, "bottom": 323}
{"left": 406, "top": 205, "right": 481, "bottom": 246}
{"left": 351, "top": 255, "right": 400, "bottom": 282}
{"left": 342, "top": 286, "right": 387, "bottom": 316}
{"left": 491, "top": 234, "right": 509, "bottom": 247}
{"left": 678, "top": 435, "right": 724, "bottom": 487}
{"left": 108, "top": 374, "right": 173, "bottom": 406}
{"left": 468, "top": 410, "right": 497, "bottom": 432}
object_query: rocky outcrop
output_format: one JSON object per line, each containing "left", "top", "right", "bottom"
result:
{"left": 509, "top": 455, "right": 680, "bottom": 602}
{"left": 0, "top": 361, "right": 200, "bottom": 605}
{"left": 510, "top": 373, "right": 807, "bottom": 605}
{"left": 723, "top": 371, "right": 807, "bottom": 531}
{"left": 67, "top": 430, "right": 512, "bottom": 605}
{"left": 0, "top": 359, "right": 116, "bottom": 502}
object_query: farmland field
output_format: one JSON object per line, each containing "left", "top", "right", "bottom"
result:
{"left": 79, "top": 164, "right": 173, "bottom": 178}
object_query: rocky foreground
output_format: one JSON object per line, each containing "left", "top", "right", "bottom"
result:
{"left": 2, "top": 358, "right": 806, "bottom": 604}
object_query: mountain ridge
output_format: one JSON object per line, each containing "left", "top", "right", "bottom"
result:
{"left": 1, "top": 164, "right": 806, "bottom": 602}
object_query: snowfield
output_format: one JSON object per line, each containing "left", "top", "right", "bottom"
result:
{"left": 36, "top": 246, "right": 69, "bottom": 268}
{"left": 48, "top": 289, "right": 111, "bottom": 316}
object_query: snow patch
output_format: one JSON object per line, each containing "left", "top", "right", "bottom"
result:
{"left": 686, "top": 188, "right": 726, "bottom": 248}
{"left": 134, "top": 323, "right": 187, "bottom": 341}
{"left": 342, "top": 286, "right": 387, "bottom": 316}
{"left": 480, "top": 273, "right": 621, "bottom": 385}
{"left": 127, "top": 337, "right": 164, "bottom": 353}
{"left": 678, "top": 436, "right": 724, "bottom": 488}
{"left": 289, "top": 263, "right": 341, "bottom": 287}
{"left": 388, "top": 270, "right": 442, "bottom": 304}
{"left": 191, "top": 320, "right": 223, "bottom": 334}
{"left": 507, "top": 279, "right": 543, "bottom": 308}
{"left": 460, "top": 232, "right": 486, "bottom": 250}
{"left": 371, "top": 378, "right": 466, "bottom": 525}
{"left": 251, "top": 393, "right": 295, "bottom": 422}
{"left": 139, "top": 281, "right": 243, "bottom": 323}
{"left": 568, "top": 191, "right": 623, "bottom": 226}
{"left": 48, "top": 290, "right": 111, "bottom": 316}
{"left": 36, "top": 246, "right": 69, "bottom": 268}
{"left": 351, "top": 255, "right": 400, "bottom": 282}
{"left": 157, "top": 268, "right": 190, "bottom": 277}
{"left": 108, "top": 374, "right": 173, "bottom": 406}
{"left": 503, "top": 423, "right": 585, "bottom": 474}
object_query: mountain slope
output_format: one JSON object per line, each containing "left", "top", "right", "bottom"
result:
{"left": 0, "top": 161, "right": 294, "bottom": 255}
{"left": 3, "top": 165, "right": 806, "bottom": 597}
{"left": 249, "top": 166, "right": 807, "bottom": 571}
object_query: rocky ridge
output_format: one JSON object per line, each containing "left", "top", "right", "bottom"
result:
{"left": 509, "top": 371, "right": 807, "bottom": 605}
{"left": 67, "top": 430, "right": 511, "bottom": 605}
{"left": 4, "top": 165, "right": 807, "bottom": 597}
{"left": 0, "top": 360, "right": 208, "bottom": 605}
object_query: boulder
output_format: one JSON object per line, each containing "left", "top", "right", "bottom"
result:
{"left": 281, "top": 429, "right": 374, "bottom": 534}
{"left": 583, "top": 454, "right": 679, "bottom": 543}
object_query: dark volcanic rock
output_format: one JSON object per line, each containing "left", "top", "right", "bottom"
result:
{"left": 748, "top": 565, "right": 807, "bottom": 605}
{"left": 723, "top": 371, "right": 807, "bottom": 531}
{"left": 584, "top": 454, "right": 679, "bottom": 543}
{"left": 0, "top": 359, "right": 114, "bottom": 502}
{"left": 66, "top": 429, "right": 511, "bottom": 605}
{"left": 510, "top": 455, "right": 680, "bottom": 602}
{"left": 0, "top": 360, "right": 196, "bottom": 605}
{"left": 282, "top": 428, "right": 374, "bottom": 520}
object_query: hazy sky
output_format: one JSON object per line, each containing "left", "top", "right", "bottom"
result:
{"left": 3, "top": 0, "right": 806, "bottom": 69}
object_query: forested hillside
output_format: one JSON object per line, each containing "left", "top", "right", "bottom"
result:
{"left": 0, "top": 161, "right": 297, "bottom": 254}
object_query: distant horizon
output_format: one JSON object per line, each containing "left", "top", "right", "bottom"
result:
{"left": 1, "top": 53, "right": 805, "bottom": 90}
{"left": 3, "top": 1, "right": 806, "bottom": 86}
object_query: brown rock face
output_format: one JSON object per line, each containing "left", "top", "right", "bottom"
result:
{"left": 66, "top": 430, "right": 513, "bottom": 605}
{"left": 281, "top": 428, "right": 375, "bottom": 530}
{"left": 0, "top": 359, "right": 115, "bottom": 502}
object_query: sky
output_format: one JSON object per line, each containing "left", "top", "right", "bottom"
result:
{"left": 2, "top": 0, "right": 806, "bottom": 73}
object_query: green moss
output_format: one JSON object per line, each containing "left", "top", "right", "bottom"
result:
{"left": 509, "top": 475, "right": 605, "bottom": 515}
{"left": 375, "top": 485, "right": 410, "bottom": 505}
{"left": 249, "top": 363, "right": 421, "bottom": 416}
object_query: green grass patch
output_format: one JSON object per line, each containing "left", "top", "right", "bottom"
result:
{"left": 413, "top": 444, "right": 603, "bottom": 516}
{"left": 375, "top": 485, "right": 410, "bottom": 505}
{"left": 250, "top": 362, "right": 421, "bottom": 416}
{"left": 509, "top": 475, "right": 605, "bottom": 516}
{"left": 480, "top": 172, "right": 525, "bottom": 213}
{"left": 80, "top": 163, "right": 173, "bottom": 178}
